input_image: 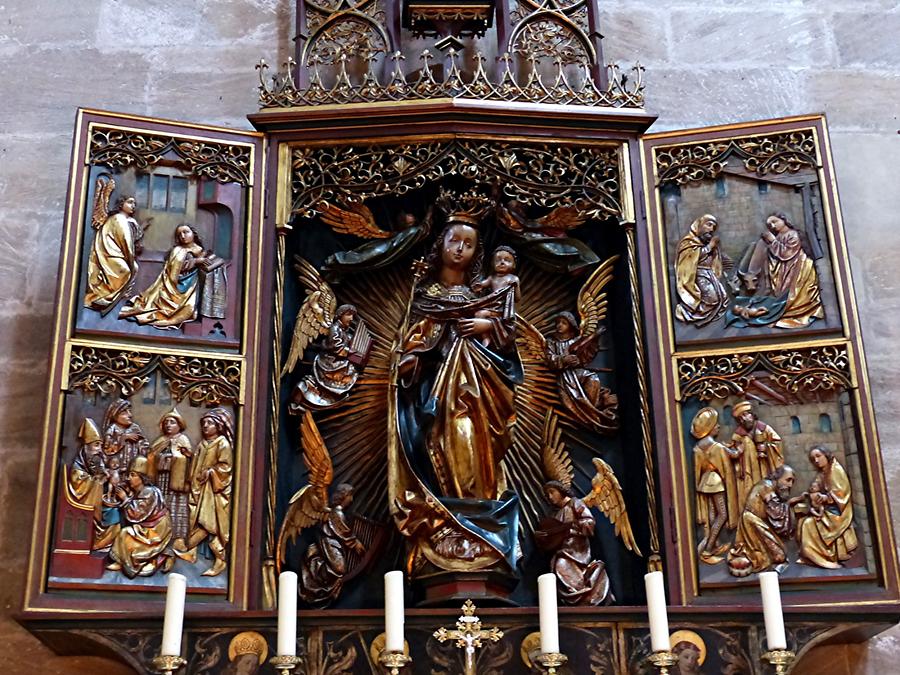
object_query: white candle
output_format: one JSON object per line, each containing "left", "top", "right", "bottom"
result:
{"left": 277, "top": 571, "right": 298, "bottom": 657}
{"left": 538, "top": 573, "right": 560, "bottom": 654}
{"left": 759, "top": 571, "right": 787, "bottom": 650}
{"left": 160, "top": 573, "right": 186, "bottom": 657}
{"left": 644, "top": 571, "right": 670, "bottom": 653}
{"left": 384, "top": 571, "right": 405, "bottom": 653}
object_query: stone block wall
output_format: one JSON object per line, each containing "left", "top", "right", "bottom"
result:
{"left": 0, "top": 1, "right": 897, "bottom": 673}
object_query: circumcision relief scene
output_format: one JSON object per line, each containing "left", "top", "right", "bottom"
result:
{"left": 273, "top": 159, "right": 652, "bottom": 609}
{"left": 76, "top": 154, "right": 246, "bottom": 348}
{"left": 49, "top": 374, "right": 237, "bottom": 594}
{"left": 662, "top": 151, "right": 842, "bottom": 345}
{"left": 679, "top": 349, "right": 875, "bottom": 588}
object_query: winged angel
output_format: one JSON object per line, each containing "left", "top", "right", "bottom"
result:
{"left": 537, "top": 411, "right": 641, "bottom": 605}
{"left": 277, "top": 193, "right": 641, "bottom": 600}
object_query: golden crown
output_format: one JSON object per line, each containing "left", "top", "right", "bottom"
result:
{"left": 435, "top": 187, "right": 492, "bottom": 225}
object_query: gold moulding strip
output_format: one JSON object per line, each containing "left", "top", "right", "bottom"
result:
{"left": 256, "top": 55, "right": 645, "bottom": 109}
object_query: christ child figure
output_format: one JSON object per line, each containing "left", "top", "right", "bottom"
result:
{"left": 472, "top": 245, "right": 520, "bottom": 348}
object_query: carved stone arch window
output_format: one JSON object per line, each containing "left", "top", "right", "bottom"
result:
{"left": 820, "top": 413, "right": 833, "bottom": 433}
{"left": 791, "top": 415, "right": 802, "bottom": 434}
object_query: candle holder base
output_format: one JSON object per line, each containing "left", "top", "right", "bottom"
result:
{"left": 269, "top": 655, "right": 304, "bottom": 672}
{"left": 150, "top": 655, "right": 186, "bottom": 674}
{"left": 648, "top": 650, "right": 678, "bottom": 674}
{"left": 535, "top": 652, "right": 568, "bottom": 674}
{"left": 379, "top": 650, "right": 412, "bottom": 674}
{"left": 762, "top": 649, "right": 796, "bottom": 674}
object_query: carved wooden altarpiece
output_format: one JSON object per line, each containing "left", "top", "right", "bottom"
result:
{"left": 20, "top": 2, "right": 900, "bottom": 673}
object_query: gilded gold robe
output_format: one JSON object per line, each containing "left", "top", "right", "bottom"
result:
{"left": 119, "top": 243, "right": 202, "bottom": 328}
{"left": 728, "top": 478, "right": 794, "bottom": 575}
{"left": 674, "top": 226, "right": 727, "bottom": 327}
{"left": 693, "top": 437, "right": 741, "bottom": 531}
{"left": 732, "top": 422, "right": 783, "bottom": 505}
{"left": 84, "top": 212, "right": 139, "bottom": 311}
{"left": 109, "top": 484, "right": 173, "bottom": 578}
{"left": 188, "top": 435, "right": 233, "bottom": 547}
{"left": 148, "top": 432, "right": 192, "bottom": 539}
{"left": 797, "top": 459, "right": 858, "bottom": 568}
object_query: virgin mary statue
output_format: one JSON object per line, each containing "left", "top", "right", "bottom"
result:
{"left": 388, "top": 206, "right": 523, "bottom": 577}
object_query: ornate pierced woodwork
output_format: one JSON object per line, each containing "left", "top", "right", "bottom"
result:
{"left": 290, "top": 138, "right": 624, "bottom": 220}
{"left": 676, "top": 344, "right": 853, "bottom": 402}
{"left": 653, "top": 130, "right": 820, "bottom": 186}
{"left": 66, "top": 344, "right": 243, "bottom": 406}
{"left": 89, "top": 128, "right": 254, "bottom": 185}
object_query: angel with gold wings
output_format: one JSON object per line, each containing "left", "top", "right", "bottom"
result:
{"left": 282, "top": 257, "right": 372, "bottom": 412}
{"left": 276, "top": 412, "right": 366, "bottom": 606}
{"left": 536, "top": 412, "right": 641, "bottom": 605}
{"left": 84, "top": 174, "right": 151, "bottom": 314}
{"left": 518, "top": 256, "right": 620, "bottom": 435}
{"left": 315, "top": 198, "right": 433, "bottom": 277}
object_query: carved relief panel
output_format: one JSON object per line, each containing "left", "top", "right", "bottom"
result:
{"left": 25, "top": 110, "right": 267, "bottom": 612}
{"left": 641, "top": 116, "right": 900, "bottom": 606}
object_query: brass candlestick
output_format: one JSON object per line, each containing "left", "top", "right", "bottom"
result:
{"left": 648, "top": 650, "right": 678, "bottom": 674}
{"left": 149, "top": 655, "right": 186, "bottom": 674}
{"left": 535, "top": 651, "right": 569, "bottom": 674}
{"left": 762, "top": 649, "right": 796, "bottom": 674}
{"left": 268, "top": 655, "right": 304, "bottom": 672}
{"left": 433, "top": 599, "right": 504, "bottom": 675}
{"left": 371, "top": 633, "right": 412, "bottom": 674}
{"left": 378, "top": 650, "right": 413, "bottom": 674}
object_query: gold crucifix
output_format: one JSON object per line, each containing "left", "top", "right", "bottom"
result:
{"left": 433, "top": 600, "right": 504, "bottom": 675}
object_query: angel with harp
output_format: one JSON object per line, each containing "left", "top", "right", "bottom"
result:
{"left": 282, "top": 257, "right": 372, "bottom": 411}
{"left": 276, "top": 412, "right": 372, "bottom": 606}
{"left": 519, "top": 256, "right": 620, "bottom": 435}
{"left": 536, "top": 412, "right": 641, "bottom": 605}
{"left": 84, "top": 174, "right": 151, "bottom": 314}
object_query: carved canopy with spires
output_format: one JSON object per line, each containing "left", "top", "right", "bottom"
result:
{"left": 257, "top": 0, "right": 645, "bottom": 109}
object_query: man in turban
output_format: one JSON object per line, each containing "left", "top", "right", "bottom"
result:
{"left": 175, "top": 407, "right": 234, "bottom": 577}
{"left": 730, "top": 400, "right": 784, "bottom": 506}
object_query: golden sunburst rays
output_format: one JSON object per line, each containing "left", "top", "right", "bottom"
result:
{"left": 317, "top": 268, "right": 411, "bottom": 522}
{"left": 507, "top": 264, "right": 580, "bottom": 534}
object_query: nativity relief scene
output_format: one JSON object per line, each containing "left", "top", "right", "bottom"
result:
{"left": 20, "top": 2, "right": 900, "bottom": 673}
{"left": 660, "top": 140, "right": 842, "bottom": 345}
